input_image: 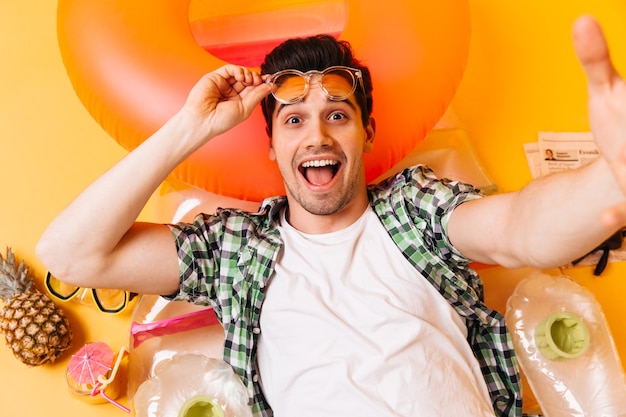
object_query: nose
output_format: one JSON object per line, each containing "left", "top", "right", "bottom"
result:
{"left": 297, "top": 86, "right": 336, "bottom": 149}
{"left": 304, "top": 116, "right": 334, "bottom": 149}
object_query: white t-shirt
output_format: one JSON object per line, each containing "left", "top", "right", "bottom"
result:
{"left": 256, "top": 207, "right": 494, "bottom": 416}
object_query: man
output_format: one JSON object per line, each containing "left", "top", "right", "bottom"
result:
{"left": 38, "top": 15, "right": 626, "bottom": 416}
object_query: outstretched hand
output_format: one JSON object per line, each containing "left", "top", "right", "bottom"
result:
{"left": 179, "top": 64, "right": 272, "bottom": 141}
{"left": 573, "top": 15, "right": 626, "bottom": 227}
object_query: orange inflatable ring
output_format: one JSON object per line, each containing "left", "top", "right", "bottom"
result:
{"left": 57, "top": 0, "right": 471, "bottom": 202}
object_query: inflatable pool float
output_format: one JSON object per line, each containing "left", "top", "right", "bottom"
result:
{"left": 57, "top": 0, "right": 471, "bottom": 201}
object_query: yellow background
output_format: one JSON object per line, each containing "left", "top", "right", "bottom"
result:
{"left": 1, "top": 1, "right": 626, "bottom": 415}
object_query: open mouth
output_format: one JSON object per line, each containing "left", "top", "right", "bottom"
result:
{"left": 300, "top": 159, "right": 340, "bottom": 186}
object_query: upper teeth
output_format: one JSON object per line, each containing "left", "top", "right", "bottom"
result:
{"left": 301, "top": 160, "right": 338, "bottom": 168}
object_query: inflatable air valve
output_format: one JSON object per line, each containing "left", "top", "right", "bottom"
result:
{"left": 505, "top": 273, "right": 626, "bottom": 417}
{"left": 535, "top": 311, "right": 590, "bottom": 361}
{"left": 133, "top": 353, "right": 252, "bottom": 417}
{"left": 179, "top": 395, "right": 225, "bottom": 417}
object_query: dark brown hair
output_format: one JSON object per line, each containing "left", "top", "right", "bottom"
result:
{"left": 260, "top": 35, "right": 373, "bottom": 135}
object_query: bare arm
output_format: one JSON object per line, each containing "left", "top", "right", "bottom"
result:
{"left": 36, "top": 65, "right": 271, "bottom": 295}
{"left": 450, "top": 158, "right": 622, "bottom": 268}
{"left": 449, "top": 16, "right": 626, "bottom": 268}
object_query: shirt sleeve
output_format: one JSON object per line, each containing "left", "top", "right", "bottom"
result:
{"left": 163, "top": 212, "right": 224, "bottom": 306}
{"left": 404, "top": 165, "right": 484, "bottom": 264}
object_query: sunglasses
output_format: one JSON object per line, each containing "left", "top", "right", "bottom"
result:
{"left": 45, "top": 271, "right": 137, "bottom": 314}
{"left": 265, "top": 65, "right": 365, "bottom": 105}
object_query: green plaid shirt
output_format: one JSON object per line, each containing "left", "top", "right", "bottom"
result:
{"left": 167, "top": 165, "right": 521, "bottom": 417}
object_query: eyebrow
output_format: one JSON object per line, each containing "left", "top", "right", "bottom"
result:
{"left": 275, "top": 97, "right": 359, "bottom": 118}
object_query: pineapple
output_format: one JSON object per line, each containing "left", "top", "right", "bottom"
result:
{"left": 0, "top": 247, "right": 73, "bottom": 366}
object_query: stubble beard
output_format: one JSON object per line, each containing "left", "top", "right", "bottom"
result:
{"left": 283, "top": 159, "right": 364, "bottom": 216}
{"left": 288, "top": 180, "right": 358, "bottom": 216}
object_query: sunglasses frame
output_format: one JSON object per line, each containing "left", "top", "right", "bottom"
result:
{"left": 266, "top": 65, "right": 364, "bottom": 105}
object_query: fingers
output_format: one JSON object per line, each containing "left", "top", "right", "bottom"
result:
{"left": 232, "top": 66, "right": 264, "bottom": 88}
{"left": 572, "top": 15, "right": 619, "bottom": 89}
{"left": 215, "top": 64, "right": 264, "bottom": 89}
{"left": 212, "top": 64, "right": 272, "bottom": 106}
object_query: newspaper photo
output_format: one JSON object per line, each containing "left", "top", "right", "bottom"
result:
{"left": 531, "top": 132, "right": 599, "bottom": 178}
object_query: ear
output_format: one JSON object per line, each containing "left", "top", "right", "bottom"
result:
{"left": 363, "top": 117, "right": 376, "bottom": 153}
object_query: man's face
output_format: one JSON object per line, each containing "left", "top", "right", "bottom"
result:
{"left": 269, "top": 80, "right": 375, "bottom": 218}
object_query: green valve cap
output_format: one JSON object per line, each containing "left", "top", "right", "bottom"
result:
{"left": 535, "top": 311, "right": 590, "bottom": 360}
{"left": 178, "top": 395, "right": 225, "bottom": 417}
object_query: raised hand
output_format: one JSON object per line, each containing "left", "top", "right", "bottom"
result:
{"left": 179, "top": 64, "right": 272, "bottom": 142}
{"left": 573, "top": 15, "right": 626, "bottom": 227}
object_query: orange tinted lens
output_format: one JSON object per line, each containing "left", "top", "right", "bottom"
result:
{"left": 273, "top": 73, "right": 307, "bottom": 102}
{"left": 321, "top": 69, "right": 355, "bottom": 99}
